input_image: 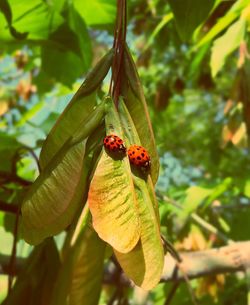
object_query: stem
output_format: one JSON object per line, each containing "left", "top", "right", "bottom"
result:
{"left": 0, "top": 201, "right": 19, "bottom": 214}
{"left": 7, "top": 206, "right": 20, "bottom": 294}
{"left": 110, "top": 0, "right": 127, "bottom": 108}
{"left": 160, "top": 194, "right": 232, "bottom": 244}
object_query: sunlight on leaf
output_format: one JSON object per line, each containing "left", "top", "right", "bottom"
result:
{"left": 88, "top": 98, "right": 140, "bottom": 253}
{"left": 210, "top": 18, "right": 246, "bottom": 77}
{"left": 123, "top": 47, "right": 159, "bottom": 185}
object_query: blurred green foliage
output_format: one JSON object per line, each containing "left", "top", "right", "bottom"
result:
{"left": 0, "top": 0, "right": 250, "bottom": 304}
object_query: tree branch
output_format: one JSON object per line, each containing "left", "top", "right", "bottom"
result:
{"left": 2, "top": 241, "right": 250, "bottom": 286}
{"left": 161, "top": 241, "right": 250, "bottom": 282}
{"left": 104, "top": 241, "right": 250, "bottom": 285}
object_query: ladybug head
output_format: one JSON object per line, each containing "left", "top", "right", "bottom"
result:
{"left": 118, "top": 144, "right": 127, "bottom": 153}
{"left": 141, "top": 160, "right": 151, "bottom": 172}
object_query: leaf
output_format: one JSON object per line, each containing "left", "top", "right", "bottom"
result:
{"left": 68, "top": 6, "right": 92, "bottom": 71}
{"left": 195, "top": 0, "right": 249, "bottom": 48}
{"left": 210, "top": 18, "right": 246, "bottom": 77}
{"left": 0, "top": 132, "right": 23, "bottom": 172}
{"left": 122, "top": 47, "right": 159, "bottom": 185}
{"left": 168, "top": 0, "right": 215, "bottom": 41}
{"left": 41, "top": 47, "right": 85, "bottom": 87}
{"left": 114, "top": 100, "right": 164, "bottom": 290}
{"left": 0, "top": 0, "right": 28, "bottom": 39}
{"left": 114, "top": 191, "right": 164, "bottom": 291}
{"left": 118, "top": 100, "right": 160, "bottom": 223}
{"left": 2, "top": 238, "right": 60, "bottom": 305}
{"left": 41, "top": 16, "right": 92, "bottom": 86}
{"left": 88, "top": 98, "right": 140, "bottom": 253}
{"left": 0, "top": 0, "right": 64, "bottom": 42}
{"left": 73, "top": 0, "right": 116, "bottom": 26}
{"left": 39, "top": 50, "right": 113, "bottom": 169}
{"left": 50, "top": 212, "right": 105, "bottom": 305}
{"left": 244, "top": 180, "right": 250, "bottom": 197}
{"left": 183, "top": 186, "right": 214, "bottom": 214}
{"left": 114, "top": 177, "right": 164, "bottom": 290}
{"left": 21, "top": 139, "right": 88, "bottom": 245}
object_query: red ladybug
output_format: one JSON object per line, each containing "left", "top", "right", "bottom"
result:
{"left": 128, "top": 145, "right": 151, "bottom": 170}
{"left": 103, "top": 134, "right": 126, "bottom": 153}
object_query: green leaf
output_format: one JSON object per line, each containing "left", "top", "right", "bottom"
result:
{"left": 114, "top": 100, "right": 164, "bottom": 290}
{"left": 118, "top": 100, "right": 160, "bottom": 223}
{"left": 168, "top": 0, "right": 215, "bottom": 41}
{"left": 68, "top": 6, "right": 92, "bottom": 70}
{"left": 244, "top": 180, "right": 250, "bottom": 197}
{"left": 41, "top": 16, "right": 92, "bottom": 86}
{"left": 73, "top": 0, "right": 116, "bottom": 26}
{"left": 0, "top": 0, "right": 64, "bottom": 42}
{"left": 2, "top": 238, "right": 60, "bottom": 305}
{"left": 39, "top": 50, "right": 113, "bottom": 169}
{"left": 195, "top": 0, "right": 249, "bottom": 48}
{"left": 182, "top": 186, "right": 213, "bottom": 214}
{"left": 0, "top": 132, "right": 22, "bottom": 172}
{"left": 0, "top": 0, "right": 28, "bottom": 39}
{"left": 122, "top": 47, "right": 159, "bottom": 185}
{"left": 210, "top": 18, "right": 246, "bottom": 77}
{"left": 88, "top": 98, "right": 140, "bottom": 253}
{"left": 41, "top": 46, "right": 84, "bottom": 87}
{"left": 21, "top": 139, "right": 88, "bottom": 245}
{"left": 50, "top": 213, "right": 105, "bottom": 305}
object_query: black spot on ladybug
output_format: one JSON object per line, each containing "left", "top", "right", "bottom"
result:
{"left": 137, "top": 156, "right": 141, "bottom": 160}
{"left": 105, "top": 139, "right": 109, "bottom": 143}
{"left": 132, "top": 151, "right": 135, "bottom": 154}
{"left": 137, "top": 148, "right": 140, "bottom": 150}
{"left": 141, "top": 153, "right": 145, "bottom": 157}
{"left": 118, "top": 139, "right": 122, "bottom": 143}
{"left": 143, "top": 149, "right": 145, "bottom": 152}
{"left": 111, "top": 142, "right": 114, "bottom": 145}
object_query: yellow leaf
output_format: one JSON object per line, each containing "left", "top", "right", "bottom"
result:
{"left": 88, "top": 98, "right": 140, "bottom": 253}
{"left": 114, "top": 179, "right": 164, "bottom": 290}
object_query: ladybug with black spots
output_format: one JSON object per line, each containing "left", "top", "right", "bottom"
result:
{"left": 128, "top": 145, "right": 151, "bottom": 171}
{"left": 103, "top": 134, "right": 126, "bottom": 153}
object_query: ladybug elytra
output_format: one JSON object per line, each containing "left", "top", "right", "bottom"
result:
{"left": 128, "top": 145, "right": 151, "bottom": 170}
{"left": 103, "top": 134, "right": 126, "bottom": 153}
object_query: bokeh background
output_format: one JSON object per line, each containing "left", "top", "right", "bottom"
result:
{"left": 1, "top": 0, "right": 250, "bottom": 304}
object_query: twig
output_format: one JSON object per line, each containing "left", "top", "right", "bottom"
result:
{"left": 18, "top": 146, "right": 41, "bottom": 173}
{"left": 0, "top": 200, "right": 19, "bottom": 214}
{"left": 190, "top": 212, "right": 233, "bottom": 244}
{"left": 160, "top": 194, "right": 232, "bottom": 244}
{"left": 164, "top": 282, "right": 179, "bottom": 305}
{"left": 0, "top": 170, "right": 31, "bottom": 186}
{"left": 7, "top": 205, "right": 20, "bottom": 294}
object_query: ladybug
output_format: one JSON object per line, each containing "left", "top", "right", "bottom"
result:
{"left": 128, "top": 145, "right": 151, "bottom": 170}
{"left": 103, "top": 134, "right": 126, "bottom": 153}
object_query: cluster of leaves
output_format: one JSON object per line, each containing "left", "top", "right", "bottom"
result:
{"left": 1, "top": 0, "right": 250, "bottom": 304}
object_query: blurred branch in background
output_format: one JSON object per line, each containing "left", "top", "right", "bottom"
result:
{"left": 2, "top": 241, "right": 250, "bottom": 283}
